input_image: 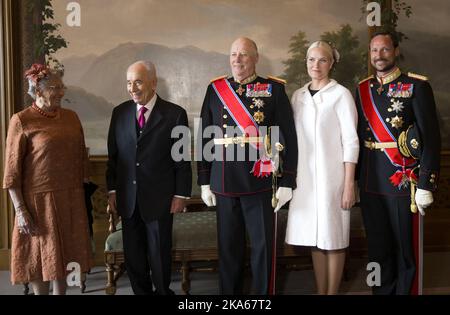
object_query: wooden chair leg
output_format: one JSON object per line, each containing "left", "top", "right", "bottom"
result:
{"left": 105, "top": 262, "right": 117, "bottom": 295}
{"left": 114, "top": 263, "right": 126, "bottom": 283}
{"left": 181, "top": 261, "right": 191, "bottom": 295}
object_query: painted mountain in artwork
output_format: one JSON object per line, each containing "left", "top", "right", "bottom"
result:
{"left": 63, "top": 42, "right": 278, "bottom": 118}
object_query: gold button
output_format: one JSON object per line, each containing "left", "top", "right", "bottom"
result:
{"left": 223, "top": 124, "right": 227, "bottom": 128}
{"left": 386, "top": 118, "right": 390, "bottom": 122}
{"left": 430, "top": 178, "right": 435, "bottom": 184}
{"left": 370, "top": 84, "right": 374, "bottom": 88}
{"left": 388, "top": 108, "right": 393, "bottom": 112}
{"left": 223, "top": 115, "right": 228, "bottom": 119}
{"left": 250, "top": 105, "right": 255, "bottom": 109}
{"left": 224, "top": 134, "right": 228, "bottom": 138}
{"left": 431, "top": 174, "right": 436, "bottom": 178}
{"left": 380, "top": 148, "right": 384, "bottom": 152}
{"left": 368, "top": 137, "right": 372, "bottom": 141}
{"left": 366, "top": 127, "right": 370, "bottom": 131}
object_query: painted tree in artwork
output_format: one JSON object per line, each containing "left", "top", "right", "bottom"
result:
{"left": 320, "top": 24, "right": 366, "bottom": 89}
{"left": 280, "top": 31, "right": 310, "bottom": 97}
{"left": 361, "top": 0, "right": 413, "bottom": 42}
{"left": 28, "top": 0, "right": 68, "bottom": 69}
{"left": 281, "top": 25, "right": 365, "bottom": 95}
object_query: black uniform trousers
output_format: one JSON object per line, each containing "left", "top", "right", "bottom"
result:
{"left": 216, "top": 191, "right": 274, "bottom": 295}
{"left": 360, "top": 192, "right": 416, "bottom": 295}
{"left": 122, "top": 205, "right": 174, "bottom": 295}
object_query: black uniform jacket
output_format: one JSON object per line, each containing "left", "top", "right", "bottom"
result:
{"left": 197, "top": 75, "right": 298, "bottom": 196}
{"left": 355, "top": 70, "right": 440, "bottom": 196}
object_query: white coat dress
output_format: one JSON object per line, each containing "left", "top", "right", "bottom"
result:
{"left": 285, "top": 79, "right": 359, "bottom": 250}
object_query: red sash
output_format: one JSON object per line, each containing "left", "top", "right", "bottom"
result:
{"left": 213, "top": 78, "right": 274, "bottom": 177}
{"left": 359, "top": 80, "right": 417, "bottom": 186}
{"left": 212, "top": 79, "right": 260, "bottom": 147}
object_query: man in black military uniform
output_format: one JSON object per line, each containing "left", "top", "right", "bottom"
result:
{"left": 355, "top": 31, "right": 441, "bottom": 295}
{"left": 197, "top": 37, "right": 298, "bottom": 294}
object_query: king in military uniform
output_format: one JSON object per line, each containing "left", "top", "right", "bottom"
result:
{"left": 197, "top": 37, "right": 298, "bottom": 294}
{"left": 355, "top": 31, "right": 441, "bottom": 295}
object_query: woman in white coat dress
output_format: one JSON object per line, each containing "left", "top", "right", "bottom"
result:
{"left": 285, "top": 41, "right": 359, "bottom": 295}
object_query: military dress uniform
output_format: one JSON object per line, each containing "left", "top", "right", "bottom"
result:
{"left": 197, "top": 74, "right": 298, "bottom": 294}
{"left": 355, "top": 68, "right": 441, "bottom": 294}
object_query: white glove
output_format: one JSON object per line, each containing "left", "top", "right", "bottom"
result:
{"left": 415, "top": 188, "right": 433, "bottom": 216}
{"left": 274, "top": 187, "right": 293, "bottom": 212}
{"left": 201, "top": 185, "right": 216, "bottom": 207}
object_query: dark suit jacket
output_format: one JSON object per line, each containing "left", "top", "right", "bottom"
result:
{"left": 106, "top": 96, "right": 192, "bottom": 222}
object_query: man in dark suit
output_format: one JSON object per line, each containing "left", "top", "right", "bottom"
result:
{"left": 355, "top": 31, "right": 441, "bottom": 294}
{"left": 106, "top": 61, "right": 192, "bottom": 295}
{"left": 197, "top": 37, "right": 298, "bottom": 294}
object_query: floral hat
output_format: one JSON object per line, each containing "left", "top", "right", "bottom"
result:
{"left": 24, "top": 64, "right": 50, "bottom": 83}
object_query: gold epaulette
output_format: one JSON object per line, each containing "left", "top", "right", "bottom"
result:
{"left": 408, "top": 72, "right": 428, "bottom": 81}
{"left": 267, "top": 75, "right": 287, "bottom": 85}
{"left": 358, "top": 75, "right": 374, "bottom": 85}
{"left": 210, "top": 75, "right": 228, "bottom": 83}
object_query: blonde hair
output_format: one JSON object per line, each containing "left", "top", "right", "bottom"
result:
{"left": 306, "top": 41, "right": 340, "bottom": 63}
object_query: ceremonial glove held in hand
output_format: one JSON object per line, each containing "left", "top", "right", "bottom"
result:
{"left": 201, "top": 185, "right": 216, "bottom": 207}
{"left": 274, "top": 187, "right": 292, "bottom": 212}
{"left": 415, "top": 188, "right": 433, "bottom": 216}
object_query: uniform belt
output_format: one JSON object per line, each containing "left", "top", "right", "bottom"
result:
{"left": 364, "top": 140, "right": 397, "bottom": 150}
{"left": 214, "top": 136, "right": 263, "bottom": 145}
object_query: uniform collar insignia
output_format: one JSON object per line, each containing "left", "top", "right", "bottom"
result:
{"left": 234, "top": 73, "right": 257, "bottom": 85}
{"left": 376, "top": 67, "right": 402, "bottom": 85}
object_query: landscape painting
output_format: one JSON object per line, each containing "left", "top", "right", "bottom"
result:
{"left": 50, "top": 0, "right": 449, "bottom": 159}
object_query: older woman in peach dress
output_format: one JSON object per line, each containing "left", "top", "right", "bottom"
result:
{"left": 3, "top": 64, "right": 92, "bottom": 295}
